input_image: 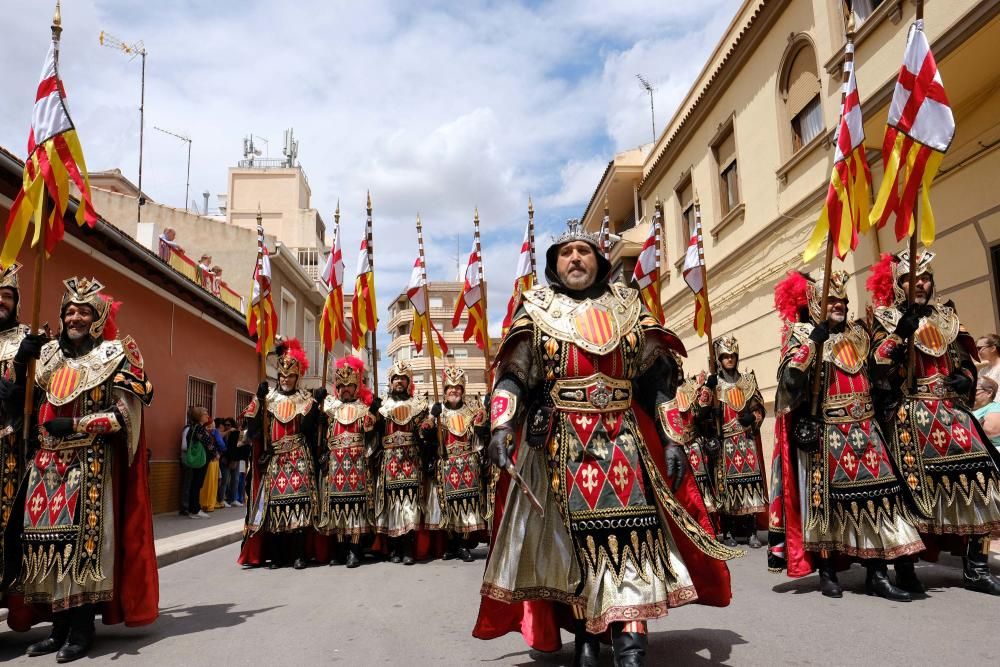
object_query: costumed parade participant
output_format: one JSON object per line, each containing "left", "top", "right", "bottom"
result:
{"left": 699, "top": 335, "right": 768, "bottom": 548}
{"left": 868, "top": 250, "right": 1000, "bottom": 594}
{"left": 238, "top": 338, "right": 320, "bottom": 570}
{"left": 6, "top": 277, "right": 157, "bottom": 662}
{"left": 430, "top": 365, "right": 489, "bottom": 562}
{"left": 668, "top": 373, "right": 720, "bottom": 530}
{"left": 473, "top": 224, "right": 740, "bottom": 667}
{"left": 768, "top": 270, "right": 923, "bottom": 600}
{"left": 0, "top": 263, "right": 45, "bottom": 605}
{"left": 373, "top": 360, "right": 435, "bottom": 565}
{"left": 314, "top": 355, "right": 376, "bottom": 568}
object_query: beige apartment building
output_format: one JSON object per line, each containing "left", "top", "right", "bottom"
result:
{"left": 583, "top": 0, "right": 1000, "bottom": 454}
{"left": 386, "top": 281, "right": 491, "bottom": 398}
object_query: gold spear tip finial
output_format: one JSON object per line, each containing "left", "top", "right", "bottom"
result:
{"left": 256, "top": 202, "right": 262, "bottom": 220}
{"left": 53, "top": 1, "right": 62, "bottom": 26}
{"left": 694, "top": 190, "right": 701, "bottom": 206}
{"left": 366, "top": 190, "right": 372, "bottom": 209}
{"left": 604, "top": 193, "right": 610, "bottom": 211}
{"left": 527, "top": 195, "right": 534, "bottom": 215}
{"left": 474, "top": 206, "right": 479, "bottom": 222}
{"left": 846, "top": 11, "right": 856, "bottom": 35}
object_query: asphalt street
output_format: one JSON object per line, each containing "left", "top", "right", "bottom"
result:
{"left": 2, "top": 541, "right": 1000, "bottom": 665}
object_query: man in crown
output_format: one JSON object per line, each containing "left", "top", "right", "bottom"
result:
{"left": 314, "top": 355, "right": 377, "bottom": 568}
{"left": 372, "top": 360, "right": 439, "bottom": 564}
{"left": 0, "top": 263, "right": 47, "bottom": 605}
{"left": 238, "top": 338, "right": 320, "bottom": 570}
{"left": 3, "top": 277, "right": 157, "bottom": 662}
{"left": 428, "top": 365, "right": 488, "bottom": 562}
{"left": 474, "top": 223, "right": 739, "bottom": 667}
{"left": 698, "top": 335, "right": 767, "bottom": 548}
{"left": 769, "top": 270, "right": 922, "bottom": 600}
{"left": 868, "top": 250, "right": 1000, "bottom": 595}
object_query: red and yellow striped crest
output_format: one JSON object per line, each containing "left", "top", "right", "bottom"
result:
{"left": 49, "top": 365, "right": 81, "bottom": 401}
{"left": 273, "top": 399, "right": 296, "bottom": 421}
{"left": 392, "top": 405, "right": 412, "bottom": 422}
{"left": 573, "top": 305, "right": 614, "bottom": 348}
{"left": 831, "top": 337, "right": 861, "bottom": 369}
{"left": 725, "top": 386, "right": 746, "bottom": 408}
{"left": 916, "top": 320, "right": 946, "bottom": 356}
{"left": 675, "top": 391, "right": 692, "bottom": 412}
{"left": 447, "top": 413, "right": 468, "bottom": 434}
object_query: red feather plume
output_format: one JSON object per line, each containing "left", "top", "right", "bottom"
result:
{"left": 280, "top": 337, "right": 310, "bottom": 374}
{"left": 336, "top": 355, "right": 372, "bottom": 405}
{"left": 102, "top": 297, "right": 121, "bottom": 341}
{"left": 774, "top": 271, "right": 809, "bottom": 322}
{"left": 866, "top": 252, "right": 896, "bottom": 307}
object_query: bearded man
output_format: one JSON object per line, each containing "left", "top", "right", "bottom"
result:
{"left": 7, "top": 277, "right": 157, "bottom": 662}
{"left": 869, "top": 250, "right": 1000, "bottom": 595}
{"left": 315, "top": 356, "right": 377, "bottom": 568}
{"left": 473, "top": 223, "right": 740, "bottom": 667}
{"left": 239, "top": 339, "right": 320, "bottom": 570}
{"left": 769, "top": 270, "right": 923, "bottom": 600}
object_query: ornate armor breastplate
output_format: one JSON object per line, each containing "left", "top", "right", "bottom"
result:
{"left": 379, "top": 395, "right": 427, "bottom": 425}
{"left": 267, "top": 389, "right": 313, "bottom": 424}
{"left": 37, "top": 339, "right": 126, "bottom": 407}
{"left": 521, "top": 284, "right": 641, "bottom": 356}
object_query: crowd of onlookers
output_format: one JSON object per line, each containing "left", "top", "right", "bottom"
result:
{"left": 974, "top": 333, "right": 1000, "bottom": 447}
{"left": 157, "top": 227, "right": 228, "bottom": 298}
{"left": 179, "top": 406, "right": 251, "bottom": 518}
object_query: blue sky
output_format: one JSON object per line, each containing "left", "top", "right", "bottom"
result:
{"left": 1, "top": 0, "right": 740, "bottom": 333}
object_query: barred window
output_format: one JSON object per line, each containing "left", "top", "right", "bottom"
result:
{"left": 235, "top": 389, "right": 254, "bottom": 418}
{"left": 186, "top": 376, "right": 216, "bottom": 419}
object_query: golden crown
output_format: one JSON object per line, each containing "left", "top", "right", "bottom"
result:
{"left": 807, "top": 270, "right": 851, "bottom": 323}
{"left": 0, "top": 262, "right": 22, "bottom": 291}
{"left": 388, "top": 359, "right": 413, "bottom": 381}
{"left": 442, "top": 365, "right": 467, "bottom": 389}
{"left": 335, "top": 361, "right": 362, "bottom": 387}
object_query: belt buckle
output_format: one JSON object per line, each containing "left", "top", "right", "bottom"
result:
{"left": 589, "top": 379, "right": 611, "bottom": 410}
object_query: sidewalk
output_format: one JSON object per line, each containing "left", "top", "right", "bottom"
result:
{"left": 153, "top": 505, "right": 246, "bottom": 567}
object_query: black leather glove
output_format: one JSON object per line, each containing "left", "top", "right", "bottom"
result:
{"left": 43, "top": 417, "right": 76, "bottom": 437}
{"left": 703, "top": 437, "right": 722, "bottom": 454}
{"left": 704, "top": 374, "right": 718, "bottom": 390}
{"left": 665, "top": 444, "right": 687, "bottom": 492}
{"left": 945, "top": 371, "right": 973, "bottom": 395}
{"left": 257, "top": 446, "right": 274, "bottom": 467}
{"left": 313, "top": 387, "right": 328, "bottom": 404}
{"left": 488, "top": 427, "right": 514, "bottom": 469}
{"left": 14, "top": 333, "right": 47, "bottom": 364}
{"left": 430, "top": 402, "right": 443, "bottom": 418}
{"left": 368, "top": 397, "right": 382, "bottom": 415}
{"left": 256, "top": 381, "right": 269, "bottom": 400}
{"left": 738, "top": 411, "right": 757, "bottom": 427}
{"left": 0, "top": 379, "right": 16, "bottom": 401}
{"left": 809, "top": 323, "right": 829, "bottom": 344}
{"left": 317, "top": 451, "right": 330, "bottom": 471}
{"left": 896, "top": 312, "right": 920, "bottom": 339}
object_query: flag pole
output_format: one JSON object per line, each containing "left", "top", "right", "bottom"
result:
{"left": 809, "top": 12, "right": 855, "bottom": 416}
{"left": 321, "top": 201, "right": 340, "bottom": 389}
{"left": 693, "top": 196, "right": 716, "bottom": 373}
{"left": 415, "top": 215, "right": 440, "bottom": 405}
{"left": 366, "top": 192, "right": 380, "bottom": 394}
{"left": 254, "top": 206, "right": 270, "bottom": 454}
{"left": 527, "top": 197, "right": 537, "bottom": 282}
{"left": 601, "top": 195, "right": 611, "bottom": 261}
{"left": 905, "top": 0, "right": 924, "bottom": 395}
{"left": 473, "top": 208, "right": 493, "bottom": 388}
{"left": 22, "top": 5, "right": 63, "bottom": 447}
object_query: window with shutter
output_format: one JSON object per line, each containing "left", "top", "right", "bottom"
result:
{"left": 187, "top": 376, "right": 216, "bottom": 419}
{"left": 780, "top": 40, "right": 822, "bottom": 158}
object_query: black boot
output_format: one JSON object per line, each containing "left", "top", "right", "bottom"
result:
{"left": 611, "top": 623, "right": 647, "bottom": 667}
{"left": 442, "top": 536, "right": 458, "bottom": 560}
{"left": 964, "top": 535, "right": 1000, "bottom": 595}
{"left": 56, "top": 605, "right": 96, "bottom": 663}
{"left": 345, "top": 543, "right": 361, "bottom": 569}
{"left": 329, "top": 541, "right": 345, "bottom": 566}
{"left": 402, "top": 533, "right": 415, "bottom": 565}
{"left": 893, "top": 558, "right": 926, "bottom": 594}
{"left": 389, "top": 537, "right": 402, "bottom": 563}
{"left": 25, "top": 611, "right": 70, "bottom": 656}
{"left": 458, "top": 545, "right": 474, "bottom": 562}
{"left": 572, "top": 622, "right": 600, "bottom": 667}
{"left": 865, "top": 561, "right": 911, "bottom": 601}
{"left": 818, "top": 557, "right": 843, "bottom": 598}
{"left": 292, "top": 532, "right": 308, "bottom": 570}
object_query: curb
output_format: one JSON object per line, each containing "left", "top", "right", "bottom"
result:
{"left": 154, "top": 518, "right": 245, "bottom": 568}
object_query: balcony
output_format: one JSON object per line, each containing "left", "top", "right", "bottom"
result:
{"left": 159, "top": 242, "right": 244, "bottom": 312}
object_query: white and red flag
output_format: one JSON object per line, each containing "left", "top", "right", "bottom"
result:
{"left": 501, "top": 214, "right": 536, "bottom": 334}
{"left": 682, "top": 207, "right": 712, "bottom": 338}
{"left": 320, "top": 209, "right": 347, "bottom": 351}
{"left": 869, "top": 19, "right": 955, "bottom": 244}
{"left": 631, "top": 215, "right": 664, "bottom": 324}
{"left": 407, "top": 256, "right": 448, "bottom": 357}
{"left": 452, "top": 218, "right": 490, "bottom": 352}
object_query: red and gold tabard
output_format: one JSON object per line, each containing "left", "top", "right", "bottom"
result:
{"left": 872, "top": 304, "right": 1000, "bottom": 534}
{"left": 245, "top": 389, "right": 317, "bottom": 534}
{"left": 0, "top": 323, "right": 28, "bottom": 586}
{"left": 375, "top": 395, "right": 428, "bottom": 537}
{"left": 660, "top": 378, "right": 717, "bottom": 515}
{"left": 712, "top": 371, "right": 767, "bottom": 518}
{"left": 774, "top": 321, "right": 923, "bottom": 560}
{"left": 435, "top": 402, "right": 487, "bottom": 535}
{"left": 481, "top": 284, "right": 739, "bottom": 635}
{"left": 22, "top": 337, "right": 153, "bottom": 610}
{"left": 315, "top": 396, "right": 373, "bottom": 537}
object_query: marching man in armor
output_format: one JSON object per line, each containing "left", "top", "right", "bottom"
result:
{"left": 374, "top": 360, "right": 434, "bottom": 565}
{"left": 430, "top": 365, "right": 488, "bottom": 562}
{"left": 700, "top": 335, "right": 768, "bottom": 548}
{"left": 0, "top": 263, "right": 45, "bottom": 605}
{"left": 239, "top": 339, "right": 320, "bottom": 570}
{"left": 315, "top": 355, "right": 376, "bottom": 568}
{"left": 769, "top": 270, "right": 923, "bottom": 600}
{"left": 868, "top": 250, "right": 1000, "bottom": 595}
{"left": 473, "top": 223, "right": 740, "bottom": 667}
{"left": 665, "top": 373, "right": 720, "bottom": 529}
{"left": 9, "top": 277, "right": 157, "bottom": 662}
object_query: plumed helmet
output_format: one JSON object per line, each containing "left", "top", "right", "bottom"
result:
{"left": 60, "top": 277, "right": 119, "bottom": 340}
{"left": 806, "top": 270, "right": 850, "bottom": 323}
{"left": 334, "top": 355, "right": 365, "bottom": 388}
{"left": 0, "top": 262, "right": 22, "bottom": 316}
{"left": 713, "top": 334, "right": 739, "bottom": 359}
{"left": 442, "top": 364, "right": 467, "bottom": 390}
{"left": 276, "top": 338, "right": 309, "bottom": 378}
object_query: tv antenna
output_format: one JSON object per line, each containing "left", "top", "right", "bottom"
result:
{"left": 636, "top": 73, "right": 656, "bottom": 144}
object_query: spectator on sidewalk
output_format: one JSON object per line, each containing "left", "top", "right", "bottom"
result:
{"left": 973, "top": 377, "right": 1000, "bottom": 448}
{"left": 217, "top": 417, "right": 240, "bottom": 508}
{"left": 235, "top": 429, "right": 251, "bottom": 506}
{"left": 180, "top": 406, "right": 212, "bottom": 519}
{"left": 978, "top": 334, "right": 1000, "bottom": 386}
{"left": 200, "top": 417, "right": 226, "bottom": 513}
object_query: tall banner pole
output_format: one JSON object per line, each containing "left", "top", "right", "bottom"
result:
{"left": 366, "top": 192, "right": 380, "bottom": 394}
{"left": 415, "top": 215, "right": 441, "bottom": 404}
{"left": 905, "top": 1, "right": 924, "bottom": 394}
{"left": 321, "top": 203, "right": 340, "bottom": 389}
{"left": 527, "top": 197, "right": 537, "bottom": 282}
{"left": 255, "top": 207, "right": 270, "bottom": 449}
{"left": 473, "top": 209, "right": 493, "bottom": 388}
{"left": 693, "top": 196, "right": 716, "bottom": 373}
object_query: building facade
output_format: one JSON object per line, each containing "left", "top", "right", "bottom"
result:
{"left": 386, "top": 281, "right": 490, "bottom": 398}
{"left": 583, "top": 0, "right": 1000, "bottom": 459}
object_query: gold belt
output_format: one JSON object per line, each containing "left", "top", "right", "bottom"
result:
{"left": 382, "top": 431, "right": 415, "bottom": 448}
{"left": 550, "top": 373, "right": 631, "bottom": 413}
{"left": 823, "top": 391, "right": 874, "bottom": 423}
{"left": 331, "top": 432, "right": 365, "bottom": 447}
{"left": 41, "top": 433, "right": 97, "bottom": 451}
{"left": 909, "top": 375, "right": 960, "bottom": 400}
{"left": 272, "top": 433, "right": 306, "bottom": 454}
